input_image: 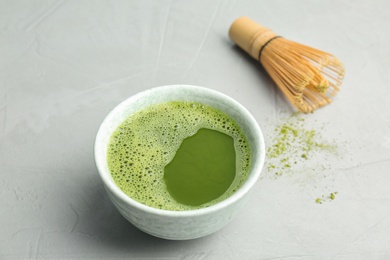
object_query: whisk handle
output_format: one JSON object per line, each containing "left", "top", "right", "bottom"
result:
{"left": 229, "top": 17, "right": 278, "bottom": 61}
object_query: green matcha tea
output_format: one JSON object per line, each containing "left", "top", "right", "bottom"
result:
{"left": 107, "top": 101, "right": 251, "bottom": 211}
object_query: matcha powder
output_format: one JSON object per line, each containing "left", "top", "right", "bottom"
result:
{"left": 266, "top": 113, "right": 338, "bottom": 179}
{"left": 265, "top": 113, "right": 341, "bottom": 203}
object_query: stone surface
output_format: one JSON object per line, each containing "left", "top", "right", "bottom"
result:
{"left": 1, "top": 0, "right": 390, "bottom": 258}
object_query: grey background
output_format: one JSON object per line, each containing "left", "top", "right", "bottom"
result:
{"left": 1, "top": 0, "right": 390, "bottom": 259}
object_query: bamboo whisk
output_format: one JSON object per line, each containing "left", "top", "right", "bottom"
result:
{"left": 229, "top": 17, "right": 344, "bottom": 113}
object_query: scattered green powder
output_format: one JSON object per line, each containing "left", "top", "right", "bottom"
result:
{"left": 265, "top": 113, "right": 340, "bottom": 204}
{"left": 315, "top": 192, "right": 338, "bottom": 204}
{"left": 266, "top": 113, "right": 337, "bottom": 176}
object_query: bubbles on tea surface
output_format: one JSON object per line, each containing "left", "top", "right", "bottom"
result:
{"left": 107, "top": 101, "right": 251, "bottom": 211}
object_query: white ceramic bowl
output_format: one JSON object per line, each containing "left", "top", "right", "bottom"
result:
{"left": 94, "top": 85, "right": 265, "bottom": 240}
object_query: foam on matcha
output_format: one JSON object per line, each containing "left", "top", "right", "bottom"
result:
{"left": 107, "top": 101, "right": 251, "bottom": 211}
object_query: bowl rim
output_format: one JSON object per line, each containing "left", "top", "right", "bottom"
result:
{"left": 94, "top": 84, "right": 265, "bottom": 217}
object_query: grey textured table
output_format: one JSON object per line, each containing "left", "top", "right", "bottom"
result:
{"left": 1, "top": 1, "right": 390, "bottom": 259}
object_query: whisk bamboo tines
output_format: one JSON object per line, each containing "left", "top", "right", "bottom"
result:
{"left": 229, "top": 17, "right": 345, "bottom": 113}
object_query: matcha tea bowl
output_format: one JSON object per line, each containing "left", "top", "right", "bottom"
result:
{"left": 94, "top": 85, "right": 265, "bottom": 240}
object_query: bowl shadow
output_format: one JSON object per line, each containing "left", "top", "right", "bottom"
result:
{"left": 75, "top": 170, "right": 212, "bottom": 255}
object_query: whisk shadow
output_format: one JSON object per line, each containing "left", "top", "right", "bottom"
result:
{"left": 230, "top": 44, "right": 272, "bottom": 85}
{"left": 229, "top": 44, "right": 293, "bottom": 113}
